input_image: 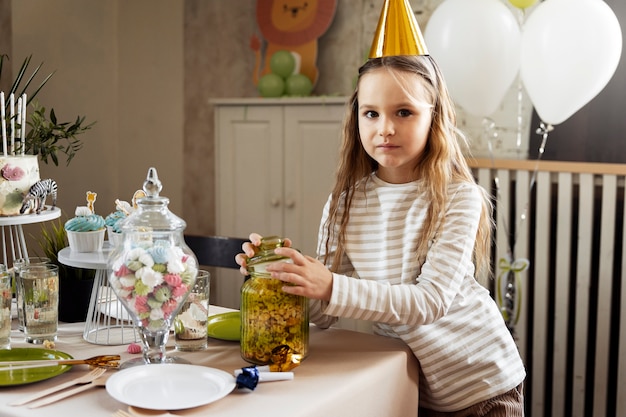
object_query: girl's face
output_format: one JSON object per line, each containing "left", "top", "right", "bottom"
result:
{"left": 357, "top": 67, "right": 433, "bottom": 184}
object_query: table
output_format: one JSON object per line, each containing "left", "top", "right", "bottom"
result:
{"left": 1, "top": 307, "right": 419, "bottom": 417}
{"left": 58, "top": 245, "right": 139, "bottom": 345}
{"left": 0, "top": 207, "right": 60, "bottom": 268}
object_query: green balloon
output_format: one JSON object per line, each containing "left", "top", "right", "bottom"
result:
{"left": 285, "top": 74, "right": 313, "bottom": 97}
{"left": 270, "top": 50, "right": 296, "bottom": 79}
{"left": 258, "top": 73, "right": 285, "bottom": 98}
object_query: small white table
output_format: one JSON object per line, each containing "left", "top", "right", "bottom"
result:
{"left": 58, "top": 244, "right": 139, "bottom": 345}
{"left": 0, "top": 206, "right": 61, "bottom": 268}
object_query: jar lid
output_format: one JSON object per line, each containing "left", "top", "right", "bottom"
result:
{"left": 247, "top": 236, "right": 289, "bottom": 274}
{"left": 121, "top": 167, "right": 186, "bottom": 232}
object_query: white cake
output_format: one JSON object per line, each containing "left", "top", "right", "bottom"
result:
{"left": 0, "top": 155, "right": 41, "bottom": 216}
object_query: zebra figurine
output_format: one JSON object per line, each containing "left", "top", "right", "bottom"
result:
{"left": 19, "top": 179, "right": 58, "bottom": 215}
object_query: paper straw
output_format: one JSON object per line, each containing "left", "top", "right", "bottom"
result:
{"left": 9, "top": 93, "right": 14, "bottom": 156}
{"left": 21, "top": 94, "right": 27, "bottom": 155}
{"left": 1, "top": 92, "right": 6, "bottom": 156}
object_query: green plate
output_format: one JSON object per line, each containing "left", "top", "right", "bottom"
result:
{"left": 207, "top": 312, "right": 240, "bottom": 341}
{"left": 0, "top": 348, "right": 73, "bottom": 386}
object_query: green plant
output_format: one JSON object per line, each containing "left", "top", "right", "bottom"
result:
{"left": 0, "top": 54, "right": 95, "bottom": 166}
{"left": 25, "top": 102, "right": 93, "bottom": 166}
{"left": 33, "top": 218, "right": 95, "bottom": 281}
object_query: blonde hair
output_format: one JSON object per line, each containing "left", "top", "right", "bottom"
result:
{"left": 323, "top": 55, "right": 493, "bottom": 278}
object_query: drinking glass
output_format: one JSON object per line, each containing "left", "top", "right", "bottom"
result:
{"left": 13, "top": 257, "right": 51, "bottom": 331}
{"left": 0, "top": 266, "right": 11, "bottom": 349}
{"left": 18, "top": 264, "right": 59, "bottom": 344}
{"left": 174, "top": 270, "right": 210, "bottom": 351}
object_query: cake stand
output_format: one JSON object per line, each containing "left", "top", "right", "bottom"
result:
{"left": 0, "top": 206, "right": 61, "bottom": 268}
{"left": 58, "top": 243, "right": 139, "bottom": 345}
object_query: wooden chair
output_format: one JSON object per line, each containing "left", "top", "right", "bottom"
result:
{"left": 184, "top": 234, "right": 248, "bottom": 270}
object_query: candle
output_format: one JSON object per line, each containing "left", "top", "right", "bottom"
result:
{"left": 16, "top": 96, "right": 21, "bottom": 156}
{"left": 9, "top": 93, "right": 14, "bottom": 156}
{"left": 21, "top": 94, "right": 27, "bottom": 155}
{"left": 1, "top": 92, "right": 6, "bottom": 156}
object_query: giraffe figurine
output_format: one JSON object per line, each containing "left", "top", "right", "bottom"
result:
{"left": 132, "top": 189, "right": 146, "bottom": 209}
{"left": 86, "top": 191, "right": 97, "bottom": 214}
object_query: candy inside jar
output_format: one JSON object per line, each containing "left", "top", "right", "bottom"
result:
{"left": 240, "top": 236, "right": 309, "bottom": 365}
{"left": 109, "top": 231, "right": 197, "bottom": 332}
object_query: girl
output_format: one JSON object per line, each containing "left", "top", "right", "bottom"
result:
{"left": 236, "top": 54, "right": 526, "bottom": 416}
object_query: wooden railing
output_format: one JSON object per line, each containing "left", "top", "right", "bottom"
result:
{"left": 469, "top": 158, "right": 626, "bottom": 417}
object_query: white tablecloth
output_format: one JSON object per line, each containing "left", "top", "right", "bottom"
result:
{"left": 1, "top": 307, "right": 419, "bottom": 417}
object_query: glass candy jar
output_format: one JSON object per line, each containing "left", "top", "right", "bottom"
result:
{"left": 107, "top": 167, "right": 198, "bottom": 367}
{"left": 240, "top": 236, "right": 309, "bottom": 365}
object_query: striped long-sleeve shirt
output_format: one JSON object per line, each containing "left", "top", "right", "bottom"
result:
{"left": 310, "top": 173, "right": 526, "bottom": 412}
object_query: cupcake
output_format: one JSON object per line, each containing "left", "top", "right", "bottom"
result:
{"left": 106, "top": 191, "right": 145, "bottom": 247}
{"left": 65, "top": 198, "right": 106, "bottom": 253}
{"left": 105, "top": 207, "right": 127, "bottom": 247}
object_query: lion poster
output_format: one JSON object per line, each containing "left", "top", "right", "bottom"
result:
{"left": 251, "top": 0, "right": 338, "bottom": 88}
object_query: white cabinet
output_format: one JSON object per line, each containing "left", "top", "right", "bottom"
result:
{"left": 213, "top": 97, "right": 347, "bottom": 308}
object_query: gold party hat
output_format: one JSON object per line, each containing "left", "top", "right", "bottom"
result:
{"left": 369, "top": 0, "right": 429, "bottom": 58}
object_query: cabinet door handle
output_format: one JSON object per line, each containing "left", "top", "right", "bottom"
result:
{"left": 285, "top": 199, "right": 296, "bottom": 209}
{"left": 270, "top": 198, "right": 281, "bottom": 207}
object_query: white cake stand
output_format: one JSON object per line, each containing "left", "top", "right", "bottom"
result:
{"left": 58, "top": 243, "right": 140, "bottom": 345}
{"left": 0, "top": 206, "right": 61, "bottom": 268}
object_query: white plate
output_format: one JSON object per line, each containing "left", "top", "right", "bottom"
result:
{"left": 106, "top": 364, "right": 236, "bottom": 410}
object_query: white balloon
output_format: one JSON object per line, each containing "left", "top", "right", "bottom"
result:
{"left": 425, "top": 0, "right": 521, "bottom": 117}
{"left": 521, "top": 0, "right": 622, "bottom": 125}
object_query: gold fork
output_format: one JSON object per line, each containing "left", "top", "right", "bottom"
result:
{"left": 0, "top": 354, "right": 120, "bottom": 371}
{"left": 9, "top": 367, "right": 107, "bottom": 406}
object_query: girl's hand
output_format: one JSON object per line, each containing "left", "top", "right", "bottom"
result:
{"left": 234, "top": 233, "right": 332, "bottom": 301}
{"left": 234, "top": 233, "right": 292, "bottom": 276}
{"left": 265, "top": 247, "right": 333, "bottom": 302}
